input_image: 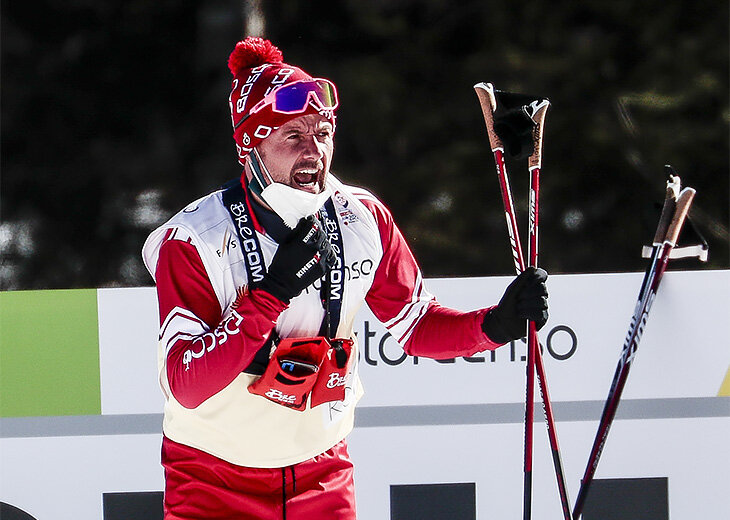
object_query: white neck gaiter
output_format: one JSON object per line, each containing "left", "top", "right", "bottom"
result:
{"left": 260, "top": 182, "right": 332, "bottom": 229}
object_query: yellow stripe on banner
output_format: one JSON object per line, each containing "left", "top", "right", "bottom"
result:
{"left": 719, "top": 365, "right": 730, "bottom": 397}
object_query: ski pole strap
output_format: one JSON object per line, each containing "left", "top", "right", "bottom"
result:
{"left": 493, "top": 93, "right": 538, "bottom": 160}
{"left": 493, "top": 90, "right": 549, "bottom": 161}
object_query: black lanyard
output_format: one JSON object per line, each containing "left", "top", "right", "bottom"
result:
{"left": 317, "top": 199, "right": 345, "bottom": 338}
{"left": 221, "top": 180, "right": 266, "bottom": 286}
{"left": 221, "top": 180, "right": 345, "bottom": 338}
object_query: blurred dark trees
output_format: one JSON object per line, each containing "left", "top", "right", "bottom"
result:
{"left": 2, "top": 0, "right": 728, "bottom": 290}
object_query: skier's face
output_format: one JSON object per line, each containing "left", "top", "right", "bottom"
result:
{"left": 255, "top": 114, "right": 334, "bottom": 195}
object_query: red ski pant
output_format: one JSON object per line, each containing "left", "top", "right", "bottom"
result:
{"left": 162, "top": 436, "right": 357, "bottom": 520}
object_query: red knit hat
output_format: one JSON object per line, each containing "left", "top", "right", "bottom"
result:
{"left": 228, "top": 37, "right": 337, "bottom": 165}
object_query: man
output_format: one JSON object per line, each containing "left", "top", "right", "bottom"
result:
{"left": 142, "top": 36, "right": 548, "bottom": 520}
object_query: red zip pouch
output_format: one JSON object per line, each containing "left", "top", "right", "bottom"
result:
{"left": 248, "top": 337, "right": 330, "bottom": 411}
{"left": 310, "top": 339, "right": 354, "bottom": 408}
{"left": 248, "top": 336, "right": 354, "bottom": 411}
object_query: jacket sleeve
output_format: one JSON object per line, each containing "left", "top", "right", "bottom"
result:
{"left": 361, "top": 196, "right": 502, "bottom": 358}
{"left": 154, "top": 236, "right": 287, "bottom": 408}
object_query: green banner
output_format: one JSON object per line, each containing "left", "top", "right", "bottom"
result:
{"left": 0, "top": 289, "right": 101, "bottom": 417}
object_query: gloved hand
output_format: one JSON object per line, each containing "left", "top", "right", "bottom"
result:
{"left": 256, "top": 216, "right": 335, "bottom": 303}
{"left": 481, "top": 267, "right": 549, "bottom": 344}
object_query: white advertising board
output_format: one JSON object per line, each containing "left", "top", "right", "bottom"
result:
{"left": 1, "top": 271, "right": 728, "bottom": 519}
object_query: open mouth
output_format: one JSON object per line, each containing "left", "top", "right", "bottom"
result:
{"left": 292, "top": 168, "right": 321, "bottom": 192}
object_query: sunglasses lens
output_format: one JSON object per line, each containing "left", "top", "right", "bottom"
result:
{"left": 274, "top": 83, "right": 310, "bottom": 112}
{"left": 273, "top": 80, "right": 338, "bottom": 113}
{"left": 313, "top": 80, "right": 337, "bottom": 108}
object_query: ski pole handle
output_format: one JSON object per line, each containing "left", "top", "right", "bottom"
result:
{"left": 652, "top": 176, "right": 680, "bottom": 245}
{"left": 527, "top": 101, "right": 549, "bottom": 171}
{"left": 664, "top": 188, "right": 695, "bottom": 247}
{"left": 474, "top": 82, "right": 504, "bottom": 152}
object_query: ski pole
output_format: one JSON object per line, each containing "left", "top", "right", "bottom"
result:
{"left": 526, "top": 97, "right": 573, "bottom": 520}
{"left": 572, "top": 175, "right": 696, "bottom": 518}
{"left": 474, "top": 82, "right": 572, "bottom": 520}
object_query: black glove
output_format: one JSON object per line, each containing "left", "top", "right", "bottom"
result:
{"left": 481, "top": 267, "right": 549, "bottom": 344}
{"left": 257, "top": 216, "right": 335, "bottom": 303}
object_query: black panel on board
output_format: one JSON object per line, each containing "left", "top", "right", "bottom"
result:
{"left": 583, "top": 477, "right": 669, "bottom": 520}
{"left": 390, "top": 482, "right": 476, "bottom": 520}
{"left": 0, "top": 503, "right": 38, "bottom": 520}
{"left": 103, "top": 491, "right": 163, "bottom": 520}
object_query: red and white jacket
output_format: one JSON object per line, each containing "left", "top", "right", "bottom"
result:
{"left": 142, "top": 175, "right": 500, "bottom": 468}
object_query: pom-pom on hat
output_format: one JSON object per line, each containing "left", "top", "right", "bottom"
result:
{"left": 228, "top": 37, "right": 336, "bottom": 165}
